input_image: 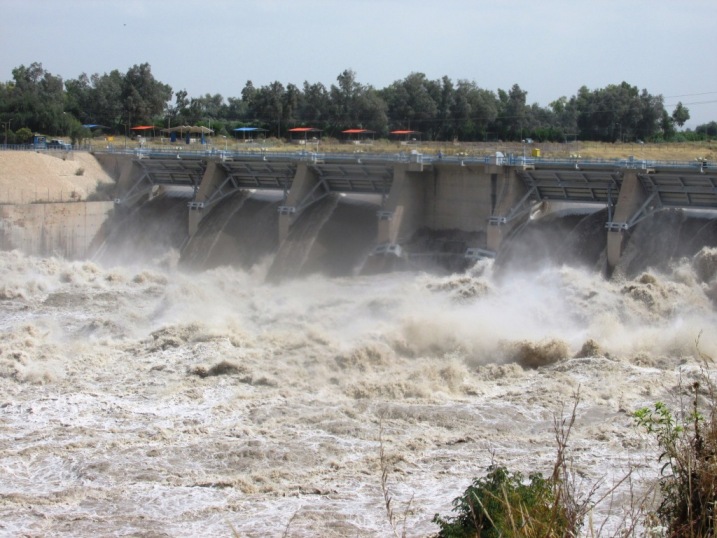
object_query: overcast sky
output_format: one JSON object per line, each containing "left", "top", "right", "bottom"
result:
{"left": 2, "top": 0, "right": 716, "bottom": 128}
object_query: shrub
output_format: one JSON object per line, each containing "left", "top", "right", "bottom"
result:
{"left": 16, "top": 127, "right": 33, "bottom": 143}
{"left": 634, "top": 382, "right": 717, "bottom": 537}
{"left": 432, "top": 465, "right": 572, "bottom": 538}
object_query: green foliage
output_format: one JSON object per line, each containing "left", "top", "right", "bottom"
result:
{"left": 672, "top": 102, "right": 690, "bottom": 128}
{"left": 6, "top": 62, "right": 66, "bottom": 135}
{"left": 432, "top": 465, "right": 570, "bottom": 538}
{"left": 15, "top": 127, "right": 33, "bottom": 143}
{"left": 67, "top": 116, "right": 90, "bottom": 145}
{"left": 696, "top": 121, "right": 717, "bottom": 138}
{"left": 2, "top": 61, "right": 712, "bottom": 142}
{"left": 634, "top": 386, "right": 717, "bottom": 536}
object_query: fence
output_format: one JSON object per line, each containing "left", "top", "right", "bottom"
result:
{"left": 0, "top": 187, "right": 94, "bottom": 205}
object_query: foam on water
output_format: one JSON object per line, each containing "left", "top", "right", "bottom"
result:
{"left": 1, "top": 247, "right": 717, "bottom": 536}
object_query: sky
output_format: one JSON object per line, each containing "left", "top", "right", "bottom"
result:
{"left": 2, "top": 0, "right": 717, "bottom": 128}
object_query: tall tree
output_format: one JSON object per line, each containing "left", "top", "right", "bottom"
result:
{"left": 300, "top": 81, "right": 330, "bottom": 125}
{"left": 121, "top": 63, "right": 172, "bottom": 126}
{"left": 495, "top": 84, "right": 528, "bottom": 140}
{"left": 88, "top": 70, "right": 124, "bottom": 130}
{"left": 253, "top": 81, "right": 286, "bottom": 136}
{"left": 329, "top": 69, "right": 387, "bottom": 133}
{"left": 7, "top": 62, "right": 65, "bottom": 135}
{"left": 671, "top": 101, "right": 690, "bottom": 128}
{"left": 381, "top": 72, "right": 438, "bottom": 136}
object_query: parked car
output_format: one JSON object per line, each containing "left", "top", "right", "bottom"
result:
{"left": 47, "top": 139, "right": 71, "bottom": 150}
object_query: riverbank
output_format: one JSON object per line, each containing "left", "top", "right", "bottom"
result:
{"left": 0, "top": 151, "right": 115, "bottom": 204}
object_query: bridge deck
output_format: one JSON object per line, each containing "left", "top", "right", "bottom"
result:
{"left": 638, "top": 172, "right": 717, "bottom": 209}
{"left": 136, "top": 158, "right": 206, "bottom": 187}
{"left": 220, "top": 160, "right": 296, "bottom": 190}
{"left": 311, "top": 162, "right": 394, "bottom": 194}
{"left": 517, "top": 169, "right": 621, "bottom": 204}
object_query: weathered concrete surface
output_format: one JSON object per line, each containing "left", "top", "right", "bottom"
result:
{"left": 189, "top": 159, "right": 228, "bottom": 235}
{"left": 0, "top": 202, "right": 114, "bottom": 259}
{"left": 424, "top": 163, "right": 492, "bottom": 233}
{"left": 377, "top": 164, "right": 425, "bottom": 245}
{"left": 278, "top": 163, "right": 319, "bottom": 243}
{"left": 607, "top": 170, "right": 649, "bottom": 271}
{"left": 486, "top": 167, "right": 528, "bottom": 252}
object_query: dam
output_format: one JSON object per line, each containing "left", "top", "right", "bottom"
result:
{"left": 2, "top": 147, "right": 716, "bottom": 278}
{"left": 5, "top": 148, "right": 717, "bottom": 536}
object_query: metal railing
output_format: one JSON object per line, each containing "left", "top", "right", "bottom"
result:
{"left": 0, "top": 143, "right": 712, "bottom": 172}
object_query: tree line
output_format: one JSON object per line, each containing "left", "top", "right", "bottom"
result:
{"left": 1, "top": 61, "right": 716, "bottom": 145}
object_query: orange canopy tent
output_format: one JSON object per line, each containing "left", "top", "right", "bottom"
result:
{"left": 342, "top": 128, "right": 375, "bottom": 143}
{"left": 130, "top": 125, "right": 157, "bottom": 139}
{"left": 288, "top": 127, "right": 322, "bottom": 144}
{"left": 390, "top": 129, "right": 421, "bottom": 142}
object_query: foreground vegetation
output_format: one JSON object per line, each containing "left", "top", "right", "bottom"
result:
{"left": 418, "top": 344, "right": 717, "bottom": 537}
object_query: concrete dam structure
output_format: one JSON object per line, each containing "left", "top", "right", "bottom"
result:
{"left": 3, "top": 148, "right": 716, "bottom": 279}
{"left": 90, "top": 148, "right": 717, "bottom": 278}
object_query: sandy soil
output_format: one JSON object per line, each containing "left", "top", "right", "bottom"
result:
{"left": 0, "top": 151, "right": 115, "bottom": 204}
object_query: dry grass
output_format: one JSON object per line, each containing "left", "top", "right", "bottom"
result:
{"left": 95, "top": 135, "right": 717, "bottom": 162}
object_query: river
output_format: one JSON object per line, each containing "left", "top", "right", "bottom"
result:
{"left": 2, "top": 238, "right": 717, "bottom": 536}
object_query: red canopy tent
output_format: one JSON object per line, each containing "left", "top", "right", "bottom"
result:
{"left": 390, "top": 130, "right": 421, "bottom": 143}
{"left": 288, "top": 127, "right": 322, "bottom": 144}
{"left": 130, "top": 125, "right": 157, "bottom": 139}
{"left": 342, "top": 128, "right": 375, "bottom": 144}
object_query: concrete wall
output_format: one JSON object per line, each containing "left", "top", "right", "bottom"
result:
{"left": 486, "top": 166, "right": 527, "bottom": 252}
{"left": 94, "top": 153, "right": 127, "bottom": 182}
{"left": 279, "top": 163, "right": 320, "bottom": 243}
{"left": 607, "top": 170, "right": 648, "bottom": 271}
{"left": 423, "top": 163, "right": 493, "bottom": 232}
{"left": 378, "top": 164, "right": 426, "bottom": 244}
{"left": 0, "top": 202, "right": 114, "bottom": 259}
{"left": 189, "top": 159, "right": 228, "bottom": 235}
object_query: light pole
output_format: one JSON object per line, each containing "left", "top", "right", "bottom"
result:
{"left": 1, "top": 119, "right": 11, "bottom": 146}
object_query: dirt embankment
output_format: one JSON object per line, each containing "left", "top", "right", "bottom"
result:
{"left": 0, "top": 151, "right": 116, "bottom": 204}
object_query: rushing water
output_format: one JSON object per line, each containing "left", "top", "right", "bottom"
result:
{"left": 3, "top": 201, "right": 717, "bottom": 536}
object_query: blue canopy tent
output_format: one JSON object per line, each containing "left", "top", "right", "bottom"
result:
{"left": 233, "top": 127, "right": 268, "bottom": 142}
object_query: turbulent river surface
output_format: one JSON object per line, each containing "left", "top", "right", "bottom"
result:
{"left": 3, "top": 213, "right": 717, "bottom": 536}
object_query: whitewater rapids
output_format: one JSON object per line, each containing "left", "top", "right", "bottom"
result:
{"left": 2, "top": 249, "right": 717, "bottom": 536}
